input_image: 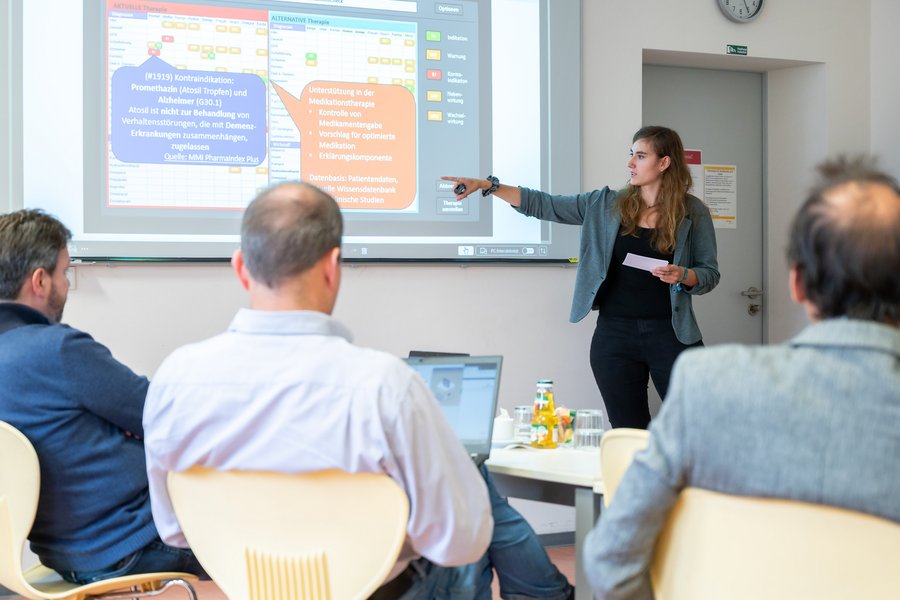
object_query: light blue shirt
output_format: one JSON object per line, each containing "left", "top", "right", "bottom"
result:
{"left": 143, "top": 309, "right": 492, "bottom": 578}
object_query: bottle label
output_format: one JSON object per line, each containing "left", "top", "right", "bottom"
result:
{"left": 531, "top": 423, "right": 549, "bottom": 445}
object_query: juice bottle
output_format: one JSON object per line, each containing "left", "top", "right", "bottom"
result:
{"left": 530, "top": 379, "right": 558, "bottom": 449}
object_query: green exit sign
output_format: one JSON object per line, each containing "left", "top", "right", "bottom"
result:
{"left": 726, "top": 44, "right": 748, "bottom": 56}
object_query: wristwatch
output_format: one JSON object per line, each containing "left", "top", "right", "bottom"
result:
{"left": 482, "top": 175, "right": 500, "bottom": 197}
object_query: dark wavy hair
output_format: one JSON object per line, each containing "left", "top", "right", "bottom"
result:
{"left": 787, "top": 156, "right": 900, "bottom": 323}
{"left": 0, "top": 209, "right": 71, "bottom": 299}
{"left": 241, "top": 182, "right": 343, "bottom": 288}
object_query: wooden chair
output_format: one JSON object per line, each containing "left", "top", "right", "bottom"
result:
{"left": 651, "top": 487, "right": 900, "bottom": 600}
{"left": 598, "top": 428, "right": 649, "bottom": 506}
{"left": 167, "top": 467, "right": 409, "bottom": 600}
{"left": 0, "top": 420, "right": 197, "bottom": 600}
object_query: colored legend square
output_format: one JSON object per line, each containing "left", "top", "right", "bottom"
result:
{"left": 426, "top": 49, "right": 441, "bottom": 60}
{"left": 427, "top": 111, "right": 443, "bottom": 121}
{"left": 426, "top": 90, "right": 442, "bottom": 101}
{"left": 426, "top": 69, "right": 442, "bottom": 80}
{"left": 426, "top": 31, "right": 441, "bottom": 42}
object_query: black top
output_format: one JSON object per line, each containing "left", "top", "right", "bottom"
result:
{"left": 594, "top": 227, "right": 674, "bottom": 318}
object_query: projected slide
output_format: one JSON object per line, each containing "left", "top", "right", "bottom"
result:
{"left": 19, "top": 0, "right": 577, "bottom": 260}
{"left": 94, "top": 0, "right": 491, "bottom": 245}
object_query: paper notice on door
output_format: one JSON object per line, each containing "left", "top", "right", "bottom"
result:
{"left": 703, "top": 165, "right": 737, "bottom": 229}
{"left": 623, "top": 252, "right": 668, "bottom": 272}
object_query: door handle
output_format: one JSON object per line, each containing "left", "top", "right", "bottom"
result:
{"left": 740, "top": 286, "right": 764, "bottom": 299}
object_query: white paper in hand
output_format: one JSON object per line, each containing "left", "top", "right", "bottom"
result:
{"left": 622, "top": 252, "right": 668, "bottom": 272}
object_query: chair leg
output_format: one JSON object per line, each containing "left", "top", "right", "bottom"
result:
{"left": 89, "top": 578, "right": 198, "bottom": 600}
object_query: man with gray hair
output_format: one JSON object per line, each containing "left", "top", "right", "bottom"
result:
{"left": 145, "top": 182, "right": 574, "bottom": 599}
{"left": 583, "top": 156, "right": 900, "bottom": 599}
{"left": 143, "top": 182, "right": 495, "bottom": 597}
{"left": 0, "top": 209, "right": 204, "bottom": 583}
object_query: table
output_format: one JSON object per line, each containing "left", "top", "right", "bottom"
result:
{"left": 486, "top": 446, "right": 603, "bottom": 600}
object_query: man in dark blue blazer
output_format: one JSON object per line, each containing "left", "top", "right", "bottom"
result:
{"left": 0, "top": 209, "right": 204, "bottom": 584}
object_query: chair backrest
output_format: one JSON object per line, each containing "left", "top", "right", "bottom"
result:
{"left": 599, "top": 428, "right": 649, "bottom": 506}
{"left": 651, "top": 487, "right": 900, "bottom": 600}
{"left": 167, "top": 468, "right": 409, "bottom": 600}
{"left": 0, "top": 420, "right": 42, "bottom": 596}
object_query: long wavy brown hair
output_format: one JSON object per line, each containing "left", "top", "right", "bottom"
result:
{"left": 617, "top": 126, "right": 692, "bottom": 253}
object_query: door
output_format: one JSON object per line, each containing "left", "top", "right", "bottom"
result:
{"left": 643, "top": 64, "right": 764, "bottom": 345}
{"left": 643, "top": 64, "right": 764, "bottom": 411}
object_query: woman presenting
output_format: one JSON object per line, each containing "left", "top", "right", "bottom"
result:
{"left": 445, "top": 126, "right": 719, "bottom": 429}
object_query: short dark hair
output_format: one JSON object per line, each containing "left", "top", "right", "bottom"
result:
{"left": 787, "top": 156, "right": 900, "bottom": 323}
{"left": 0, "top": 209, "right": 72, "bottom": 300}
{"left": 241, "top": 182, "right": 343, "bottom": 288}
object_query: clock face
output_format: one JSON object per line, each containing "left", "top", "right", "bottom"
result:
{"left": 719, "top": 0, "right": 764, "bottom": 23}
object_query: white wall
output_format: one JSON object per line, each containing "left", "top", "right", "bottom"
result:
{"left": 59, "top": 0, "right": 889, "bottom": 536}
{"left": 871, "top": 0, "right": 900, "bottom": 176}
{"left": 65, "top": 262, "right": 596, "bottom": 413}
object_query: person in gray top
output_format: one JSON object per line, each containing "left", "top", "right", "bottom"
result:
{"left": 446, "top": 126, "right": 720, "bottom": 429}
{"left": 582, "top": 156, "right": 900, "bottom": 600}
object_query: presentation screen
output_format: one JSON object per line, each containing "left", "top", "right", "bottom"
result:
{"left": 18, "top": 0, "right": 581, "bottom": 261}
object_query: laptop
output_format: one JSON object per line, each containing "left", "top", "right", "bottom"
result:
{"left": 404, "top": 354, "right": 503, "bottom": 466}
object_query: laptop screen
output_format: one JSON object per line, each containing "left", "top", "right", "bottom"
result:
{"left": 404, "top": 355, "right": 503, "bottom": 460}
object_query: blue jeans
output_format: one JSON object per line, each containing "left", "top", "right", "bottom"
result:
{"left": 60, "top": 537, "right": 207, "bottom": 585}
{"left": 590, "top": 315, "right": 702, "bottom": 429}
{"left": 398, "top": 466, "right": 572, "bottom": 600}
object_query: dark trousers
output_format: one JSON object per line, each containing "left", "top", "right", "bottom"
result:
{"left": 60, "top": 537, "right": 207, "bottom": 585}
{"left": 589, "top": 315, "right": 702, "bottom": 429}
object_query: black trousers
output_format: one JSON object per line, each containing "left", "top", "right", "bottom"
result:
{"left": 589, "top": 315, "right": 702, "bottom": 429}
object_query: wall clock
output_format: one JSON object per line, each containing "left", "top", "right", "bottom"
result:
{"left": 718, "top": 0, "right": 764, "bottom": 23}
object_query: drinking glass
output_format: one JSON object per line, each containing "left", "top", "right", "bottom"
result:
{"left": 574, "top": 409, "right": 604, "bottom": 450}
{"left": 513, "top": 405, "right": 532, "bottom": 442}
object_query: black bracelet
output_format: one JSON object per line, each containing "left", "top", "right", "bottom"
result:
{"left": 482, "top": 175, "right": 500, "bottom": 197}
